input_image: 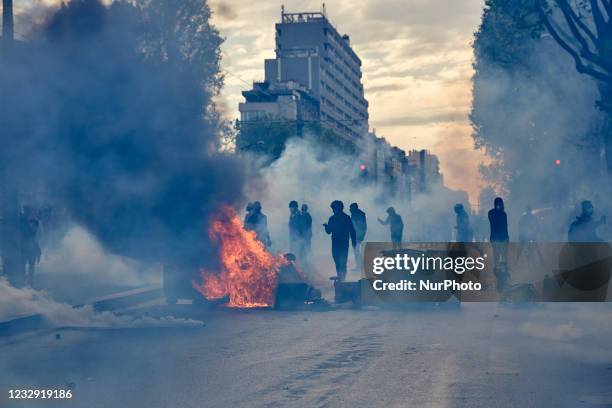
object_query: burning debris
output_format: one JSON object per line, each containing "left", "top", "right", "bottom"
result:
{"left": 193, "top": 206, "right": 288, "bottom": 308}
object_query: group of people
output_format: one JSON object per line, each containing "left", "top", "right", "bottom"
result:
{"left": 243, "top": 199, "right": 405, "bottom": 282}
{"left": 453, "top": 197, "right": 608, "bottom": 290}
{"left": 243, "top": 196, "right": 607, "bottom": 284}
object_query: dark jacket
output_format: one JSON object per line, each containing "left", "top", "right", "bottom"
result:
{"left": 568, "top": 215, "right": 603, "bottom": 242}
{"left": 351, "top": 209, "right": 367, "bottom": 242}
{"left": 246, "top": 211, "right": 271, "bottom": 247}
{"left": 325, "top": 212, "right": 356, "bottom": 249}
{"left": 288, "top": 211, "right": 301, "bottom": 242}
{"left": 380, "top": 214, "right": 404, "bottom": 242}
{"left": 300, "top": 211, "right": 313, "bottom": 241}
{"left": 488, "top": 208, "right": 509, "bottom": 242}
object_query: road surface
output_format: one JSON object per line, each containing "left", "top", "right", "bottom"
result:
{"left": 1, "top": 303, "right": 612, "bottom": 407}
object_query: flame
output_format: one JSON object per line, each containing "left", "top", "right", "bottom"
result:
{"left": 194, "top": 205, "right": 286, "bottom": 308}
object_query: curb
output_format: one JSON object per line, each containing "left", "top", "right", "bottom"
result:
{"left": 0, "top": 285, "right": 163, "bottom": 337}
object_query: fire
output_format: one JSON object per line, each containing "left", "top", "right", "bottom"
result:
{"left": 193, "top": 205, "right": 286, "bottom": 308}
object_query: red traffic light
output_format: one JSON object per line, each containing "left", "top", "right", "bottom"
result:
{"left": 359, "top": 164, "right": 367, "bottom": 171}
{"left": 555, "top": 159, "right": 561, "bottom": 166}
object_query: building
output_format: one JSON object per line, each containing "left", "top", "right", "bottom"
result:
{"left": 238, "top": 80, "right": 320, "bottom": 135}
{"left": 407, "top": 149, "right": 442, "bottom": 192}
{"left": 262, "top": 6, "right": 369, "bottom": 144}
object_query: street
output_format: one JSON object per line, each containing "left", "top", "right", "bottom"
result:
{"left": 2, "top": 303, "right": 612, "bottom": 407}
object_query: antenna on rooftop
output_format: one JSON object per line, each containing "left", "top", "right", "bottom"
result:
{"left": 322, "top": 3, "right": 327, "bottom": 16}
{"left": 281, "top": 4, "right": 285, "bottom": 19}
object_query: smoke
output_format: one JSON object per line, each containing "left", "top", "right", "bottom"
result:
{"left": 0, "top": 278, "right": 200, "bottom": 327}
{"left": 471, "top": 5, "right": 611, "bottom": 240}
{"left": 0, "top": 0, "right": 245, "bottom": 273}
{"left": 39, "top": 224, "right": 162, "bottom": 287}
{"left": 243, "top": 137, "right": 469, "bottom": 290}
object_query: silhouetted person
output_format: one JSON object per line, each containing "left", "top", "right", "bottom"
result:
{"left": 20, "top": 206, "right": 41, "bottom": 286}
{"left": 516, "top": 206, "right": 544, "bottom": 265}
{"left": 299, "top": 204, "right": 312, "bottom": 263}
{"left": 569, "top": 200, "right": 606, "bottom": 242}
{"left": 243, "top": 202, "right": 254, "bottom": 228}
{"left": 350, "top": 203, "right": 367, "bottom": 272}
{"left": 324, "top": 200, "right": 356, "bottom": 281}
{"left": 378, "top": 207, "right": 403, "bottom": 249}
{"left": 245, "top": 201, "right": 271, "bottom": 248}
{"left": 454, "top": 204, "right": 473, "bottom": 242}
{"left": 0, "top": 190, "right": 25, "bottom": 287}
{"left": 288, "top": 200, "right": 301, "bottom": 256}
{"left": 488, "top": 197, "right": 509, "bottom": 291}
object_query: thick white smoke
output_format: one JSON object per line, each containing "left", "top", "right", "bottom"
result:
{"left": 0, "top": 278, "right": 200, "bottom": 328}
{"left": 242, "top": 138, "right": 469, "bottom": 293}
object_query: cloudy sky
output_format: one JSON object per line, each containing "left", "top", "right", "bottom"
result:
{"left": 11, "top": 0, "right": 488, "bottom": 201}
{"left": 210, "top": 0, "right": 488, "bottom": 201}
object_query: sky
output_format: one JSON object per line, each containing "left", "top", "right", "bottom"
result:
{"left": 10, "top": 0, "right": 489, "bottom": 202}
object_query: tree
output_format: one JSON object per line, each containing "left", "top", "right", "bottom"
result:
{"left": 471, "top": 0, "right": 604, "bottom": 206}
{"left": 539, "top": 0, "right": 612, "bottom": 172}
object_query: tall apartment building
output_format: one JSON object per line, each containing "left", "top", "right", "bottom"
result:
{"left": 262, "top": 7, "right": 369, "bottom": 143}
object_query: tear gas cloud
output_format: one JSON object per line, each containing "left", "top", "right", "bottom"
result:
{"left": 472, "top": 31, "right": 612, "bottom": 239}
{"left": 243, "top": 138, "right": 469, "bottom": 286}
{"left": 0, "top": 0, "right": 245, "bottom": 272}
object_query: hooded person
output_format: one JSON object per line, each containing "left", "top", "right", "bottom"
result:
{"left": 569, "top": 200, "right": 606, "bottom": 242}
{"left": 324, "top": 200, "right": 356, "bottom": 281}
{"left": 488, "top": 197, "right": 509, "bottom": 291}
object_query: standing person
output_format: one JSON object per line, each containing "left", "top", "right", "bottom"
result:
{"left": 568, "top": 200, "right": 606, "bottom": 242}
{"left": 454, "top": 204, "right": 473, "bottom": 242}
{"left": 488, "top": 197, "right": 510, "bottom": 291}
{"left": 243, "top": 202, "right": 253, "bottom": 228}
{"left": 378, "top": 207, "right": 403, "bottom": 250}
{"left": 516, "top": 206, "right": 544, "bottom": 265}
{"left": 288, "top": 201, "right": 301, "bottom": 256}
{"left": 324, "top": 200, "right": 356, "bottom": 282}
{"left": 349, "top": 203, "right": 367, "bottom": 272}
{"left": 0, "top": 190, "right": 25, "bottom": 287}
{"left": 299, "top": 204, "right": 312, "bottom": 264}
{"left": 245, "top": 201, "right": 271, "bottom": 248}
{"left": 20, "top": 206, "right": 41, "bottom": 286}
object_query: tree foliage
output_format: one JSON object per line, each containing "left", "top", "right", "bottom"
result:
{"left": 471, "top": 0, "right": 605, "bottom": 206}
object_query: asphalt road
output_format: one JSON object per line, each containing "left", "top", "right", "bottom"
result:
{"left": 1, "top": 303, "right": 612, "bottom": 408}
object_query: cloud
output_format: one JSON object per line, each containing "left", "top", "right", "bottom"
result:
{"left": 212, "top": 1, "right": 238, "bottom": 21}
{"left": 375, "top": 110, "right": 468, "bottom": 127}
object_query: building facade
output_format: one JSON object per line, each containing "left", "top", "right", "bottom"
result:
{"left": 262, "top": 7, "right": 369, "bottom": 144}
